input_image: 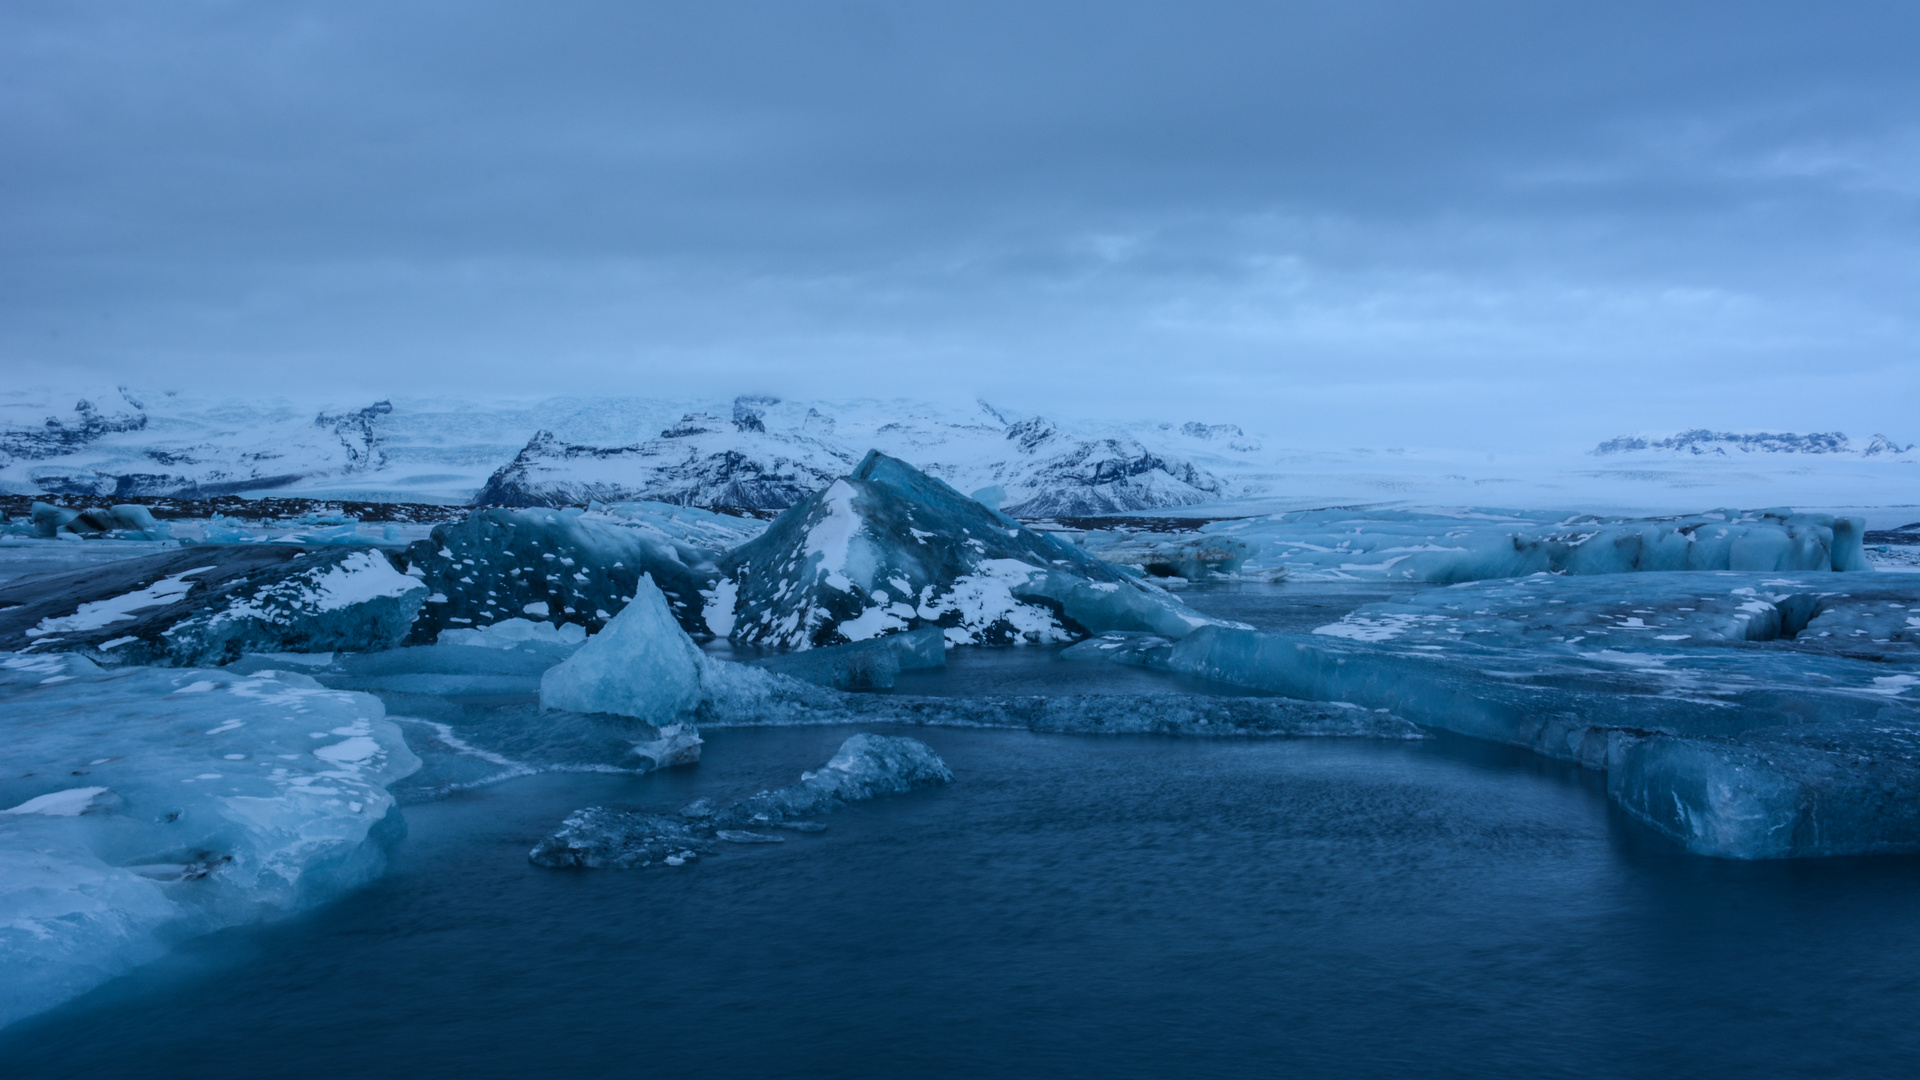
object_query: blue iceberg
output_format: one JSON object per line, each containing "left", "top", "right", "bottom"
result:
{"left": 402, "top": 504, "right": 754, "bottom": 643}
{"left": 714, "top": 451, "right": 1222, "bottom": 649}
{"left": 0, "top": 653, "right": 418, "bottom": 1028}
{"left": 746, "top": 625, "right": 947, "bottom": 689}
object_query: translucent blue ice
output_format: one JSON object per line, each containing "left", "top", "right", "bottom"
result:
{"left": 25, "top": 502, "right": 171, "bottom": 541}
{"left": 747, "top": 625, "right": 947, "bottom": 689}
{"left": 1193, "top": 507, "right": 1870, "bottom": 583}
{"left": 0, "top": 653, "right": 418, "bottom": 1028}
{"left": 539, "top": 575, "right": 711, "bottom": 726}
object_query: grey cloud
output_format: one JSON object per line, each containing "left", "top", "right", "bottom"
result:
{"left": 1, "top": 1, "right": 1914, "bottom": 447}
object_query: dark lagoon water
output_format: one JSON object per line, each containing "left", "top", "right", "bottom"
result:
{"left": 7, "top": 723, "right": 1920, "bottom": 1080}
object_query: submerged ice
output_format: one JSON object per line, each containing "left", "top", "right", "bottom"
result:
{"left": 527, "top": 734, "right": 952, "bottom": 869}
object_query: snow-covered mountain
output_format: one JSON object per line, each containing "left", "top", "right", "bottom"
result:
{"left": 0, "top": 389, "right": 1251, "bottom": 515}
{"left": 1594, "top": 430, "right": 1915, "bottom": 457}
{"left": 0, "top": 387, "right": 396, "bottom": 498}
{"left": 474, "top": 400, "right": 1230, "bottom": 515}
{"left": 475, "top": 414, "right": 857, "bottom": 509}
{"left": 4, "top": 387, "right": 1913, "bottom": 523}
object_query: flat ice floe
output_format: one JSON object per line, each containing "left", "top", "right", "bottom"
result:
{"left": 0, "top": 653, "right": 418, "bottom": 1028}
{"left": 0, "top": 545, "right": 424, "bottom": 666}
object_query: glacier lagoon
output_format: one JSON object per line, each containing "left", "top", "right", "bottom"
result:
{"left": 2, "top": 472, "right": 1918, "bottom": 1073}
{"left": 4, "top": 721, "right": 1920, "bottom": 1079}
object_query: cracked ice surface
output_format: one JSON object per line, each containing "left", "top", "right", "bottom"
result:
{"left": 0, "top": 653, "right": 419, "bottom": 1029}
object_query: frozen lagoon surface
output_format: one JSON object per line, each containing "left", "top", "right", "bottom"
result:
{"left": 4, "top": 723, "right": 1920, "bottom": 1079}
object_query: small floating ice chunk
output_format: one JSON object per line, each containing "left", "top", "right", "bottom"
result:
{"left": 528, "top": 734, "right": 950, "bottom": 870}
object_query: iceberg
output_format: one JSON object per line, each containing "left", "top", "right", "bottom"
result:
{"left": 746, "top": 625, "right": 947, "bottom": 689}
{"left": 1298, "top": 569, "right": 1919, "bottom": 655}
{"left": 1073, "top": 530, "right": 1253, "bottom": 581}
{"left": 699, "top": 732, "right": 954, "bottom": 825}
{"left": 436, "top": 616, "right": 587, "bottom": 650}
{"left": 28, "top": 501, "right": 170, "bottom": 541}
{"left": 401, "top": 505, "right": 740, "bottom": 642}
{"left": 1, "top": 545, "right": 425, "bottom": 667}
{"left": 527, "top": 734, "right": 951, "bottom": 869}
{"left": 1071, "top": 570, "right": 1920, "bottom": 858}
{"left": 714, "top": 451, "right": 1223, "bottom": 649}
{"left": 1185, "top": 507, "right": 1870, "bottom": 584}
{"left": 538, "top": 575, "right": 711, "bottom": 726}
{"left": 252, "top": 648, "right": 702, "bottom": 798}
{"left": 225, "top": 575, "right": 1418, "bottom": 797}
{"left": 234, "top": 579, "right": 791, "bottom": 796}
{"left": 0, "top": 653, "right": 418, "bottom": 1028}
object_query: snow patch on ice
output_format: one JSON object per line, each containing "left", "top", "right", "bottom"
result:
{"left": 3, "top": 787, "right": 111, "bottom": 817}
{"left": 25, "top": 567, "right": 209, "bottom": 638}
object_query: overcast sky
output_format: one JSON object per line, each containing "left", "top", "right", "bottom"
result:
{"left": 2, "top": 1, "right": 1914, "bottom": 449}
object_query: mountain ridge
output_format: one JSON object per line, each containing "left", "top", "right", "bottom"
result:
{"left": 1594, "top": 429, "right": 1914, "bottom": 457}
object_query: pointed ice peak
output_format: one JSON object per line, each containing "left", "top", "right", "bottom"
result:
{"left": 715, "top": 450, "right": 1205, "bottom": 650}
